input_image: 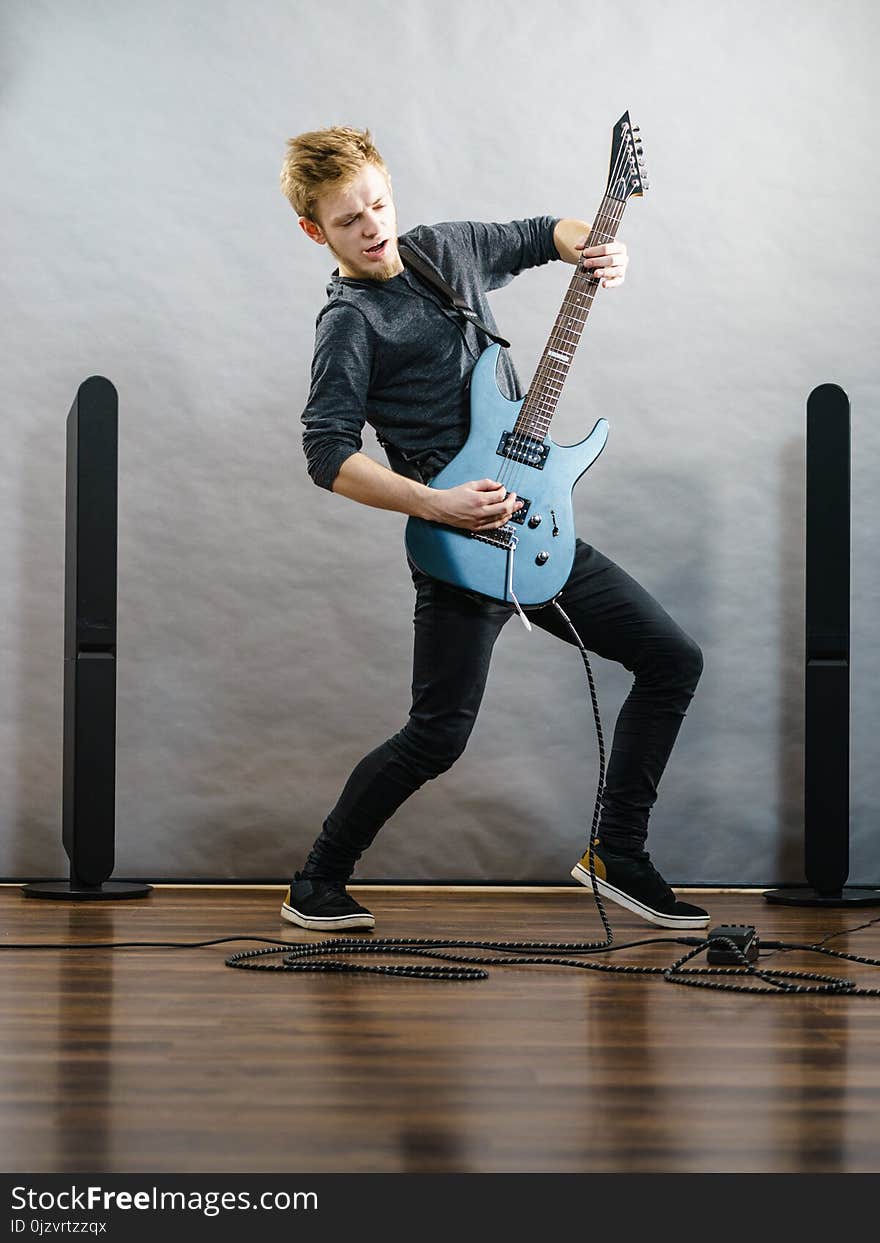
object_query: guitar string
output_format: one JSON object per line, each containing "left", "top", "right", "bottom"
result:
{"left": 521, "top": 194, "right": 622, "bottom": 452}
{"left": 493, "top": 201, "right": 612, "bottom": 498}
{"left": 496, "top": 136, "right": 631, "bottom": 497}
{"left": 494, "top": 161, "right": 625, "bottom": 496}
{"left": 493, "top": 134, "right": 633, "bottom": 508}
{"left": 487, "top": 142, "right": 632, "bottom": 615}
{"left": 501, "top": 183, "right": 626, "bottom": 497}
{"left": 507, "top": 197, "right": 621, "bottom": 493}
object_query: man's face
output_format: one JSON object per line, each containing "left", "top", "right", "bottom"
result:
{"left": 300, "top": 162, "right": 403, "bottom": 281}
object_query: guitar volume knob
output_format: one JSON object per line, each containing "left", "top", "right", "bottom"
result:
{"left": 535, "top": 551, "right": 550, "bottom": 566}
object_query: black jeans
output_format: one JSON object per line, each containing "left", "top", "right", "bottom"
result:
{"left": 303, "top": 539, "right": 703, "bottom": 882}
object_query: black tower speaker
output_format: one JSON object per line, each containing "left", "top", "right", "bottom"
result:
{"left": 765, "top": 384, "right": 879, "bottom": 906}
{"left": 22, "top": 377, "right": 151, "bottom": 900}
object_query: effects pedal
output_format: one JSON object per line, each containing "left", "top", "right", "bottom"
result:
{"left": 706, "top": 924, "right": 759, "bottom": 965}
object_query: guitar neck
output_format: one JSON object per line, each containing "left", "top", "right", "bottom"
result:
{"left": 515, "top": 194, "right": 627, "bottom": 440}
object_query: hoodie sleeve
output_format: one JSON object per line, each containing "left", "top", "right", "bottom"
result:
{"left": 409, "top": 216, "right": 561, "bottom": 293}
{"left": 300, "top": 303, "right": 375, "bottom": 490}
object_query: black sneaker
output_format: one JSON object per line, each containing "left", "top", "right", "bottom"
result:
{"left": 571, "top": 839, "right": 709, "bottom": 929}
{"left": 280, "top": 872, "right": 375, "bottom": 932}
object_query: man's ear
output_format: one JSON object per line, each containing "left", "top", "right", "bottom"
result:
{"left": 298, "top": 216, "right": 327, "bottom": 246}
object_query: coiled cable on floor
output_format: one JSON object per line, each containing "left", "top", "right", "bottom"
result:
{"left": 225, "top": 933, "right": 880, "bottom": 994}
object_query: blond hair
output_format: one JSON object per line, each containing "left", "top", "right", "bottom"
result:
{"left": 280, "top": 126, "right": 390, "bottom": 221}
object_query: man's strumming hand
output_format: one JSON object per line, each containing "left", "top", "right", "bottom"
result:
{"left": 423, "top": 478, "right": 524, "bottom": 531}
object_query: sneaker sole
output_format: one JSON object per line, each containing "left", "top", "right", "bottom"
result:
{"left": 281, "top": 902, "right": 375, "bottom": 932}
{"left": 570, "top": 862, "right": 709, "bottom": 929}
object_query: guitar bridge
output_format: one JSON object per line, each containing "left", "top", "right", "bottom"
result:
{"left": 470, "top": 525, "right": 518, "bottom": 550}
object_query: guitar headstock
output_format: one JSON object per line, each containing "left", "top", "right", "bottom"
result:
{"left": 607, "top": 111, "right": 648, "bottom": 201}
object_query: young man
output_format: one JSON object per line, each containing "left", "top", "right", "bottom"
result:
{"left": 279, "top": 126, "right": 707, "bottom": 933}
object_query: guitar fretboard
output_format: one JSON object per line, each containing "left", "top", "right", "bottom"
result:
{"left": 514, "top": 194, "right": 626, "bottom": 440}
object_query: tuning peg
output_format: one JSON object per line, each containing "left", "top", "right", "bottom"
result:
{"left": 632, "top": 125, "right": 640, "bottom": 132}
{"left": 636, "top": 144, "right": 644, "bottom": 155}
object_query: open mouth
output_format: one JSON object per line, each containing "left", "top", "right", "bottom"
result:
{"left": 364, "top": 240, "right": 388, "bottom": 256}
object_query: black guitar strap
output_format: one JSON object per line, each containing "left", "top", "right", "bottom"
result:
{"left": 397, "top": 243, "right": 511, "bottom": 349}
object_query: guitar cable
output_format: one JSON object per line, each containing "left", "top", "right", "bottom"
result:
{"left": 6, "top": 605, "right": 880, "bottom": 996}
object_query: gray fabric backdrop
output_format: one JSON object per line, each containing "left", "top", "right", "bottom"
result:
{"left": 1, "top": 0, "right": 877, "bottom": 884}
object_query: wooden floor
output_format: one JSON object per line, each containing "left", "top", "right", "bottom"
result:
{"left": 2, "top": 884, "right": 880, "bottom": 1173}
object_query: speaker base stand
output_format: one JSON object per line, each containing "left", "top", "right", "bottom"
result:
{"left": 21, "top": 880, "right": 152, "bottom": 901}
{"left": 763, "top": 887, "right": 880, "bottom": 907}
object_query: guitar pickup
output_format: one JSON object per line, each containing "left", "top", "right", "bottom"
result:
{"left": 496, "top": 432, "right": 549, "bottom": 469}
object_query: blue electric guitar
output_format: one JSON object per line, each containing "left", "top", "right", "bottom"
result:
{"left": 405, "top": 112, "right": 648, "bottom": 625}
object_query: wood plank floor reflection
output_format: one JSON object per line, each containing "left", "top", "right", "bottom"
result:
{"left": 2, "top": 884, "right": 879, "bottom": 1173}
